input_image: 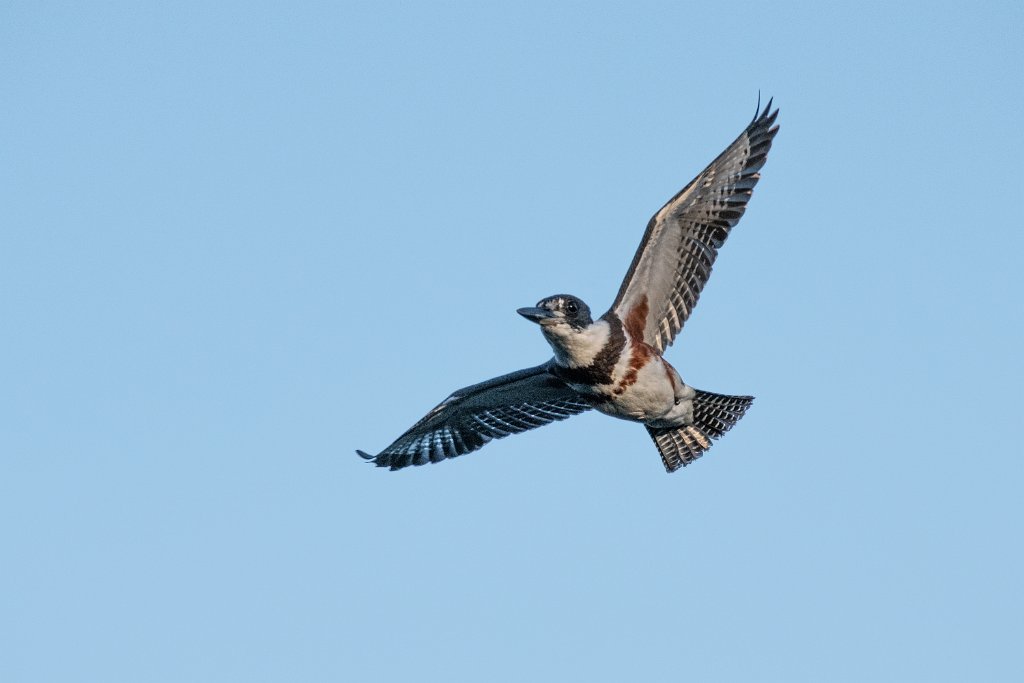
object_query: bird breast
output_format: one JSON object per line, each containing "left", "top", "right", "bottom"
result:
{"left": 545, "top": 312, "right": 691, "bottom": 425}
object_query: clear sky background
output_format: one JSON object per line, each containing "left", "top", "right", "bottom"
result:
{"left": 2, "top": 2, "right": 1022, "bottom": 681}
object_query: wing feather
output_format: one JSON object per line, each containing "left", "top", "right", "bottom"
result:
{"left": 609, "top": 101, "right": 780, "bottom": 352}
{"left": 357, "top": 363, "right": 591, "bottom": 470}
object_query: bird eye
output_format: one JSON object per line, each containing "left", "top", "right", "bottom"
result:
{"left": 566, "top": 301, "right": 578, "bottom": 314}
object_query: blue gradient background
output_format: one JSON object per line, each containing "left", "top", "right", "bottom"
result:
{"left": 3, "top": 2, "right": 1022, "bottom": 681}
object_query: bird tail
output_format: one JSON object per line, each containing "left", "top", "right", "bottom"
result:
{"left": 647, "top": 390, "right": 754, "bottom": 473}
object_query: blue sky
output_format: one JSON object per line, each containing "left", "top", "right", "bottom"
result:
{"left": 2, "top": 2, "right": 1022, "bottom": 681}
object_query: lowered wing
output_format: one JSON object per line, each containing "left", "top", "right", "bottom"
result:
{"left": 357, "top": 363, "right": 591, "bottom": 470}
{"left": 609, "top": 100, "right": 779, "bottom": 353}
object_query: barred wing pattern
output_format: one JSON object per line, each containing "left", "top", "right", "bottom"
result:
{"left": 357, "top": 364, "right": 591, "bottom": 470}
{"left": 610, "top": 102, "right": 779, "bottom": 353}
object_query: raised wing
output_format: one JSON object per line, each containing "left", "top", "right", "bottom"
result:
{"left": 609, "top": 101, "right": 779, "bottom": 353}
{"left": 357, "top": 363, "right": 591, "bottom": 470}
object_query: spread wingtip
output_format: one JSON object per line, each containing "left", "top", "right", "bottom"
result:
{"left": 751, "top": 94, "right": 778, "bottom": 125}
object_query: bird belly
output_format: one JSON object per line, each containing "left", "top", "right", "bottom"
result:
{"left": 589, "top": 358, "right": 691, "bottom": 425}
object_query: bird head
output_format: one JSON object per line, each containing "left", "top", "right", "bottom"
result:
{"left": 517, "top": 294, "right": 593, "bottom": 330}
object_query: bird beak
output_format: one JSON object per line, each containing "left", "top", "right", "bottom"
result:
{"left": 517, "top": 307, "right": 556, "bottom": 323}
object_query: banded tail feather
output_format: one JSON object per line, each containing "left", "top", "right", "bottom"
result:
{"left": 647, "top": 390, "right": 754, "bottom": 472}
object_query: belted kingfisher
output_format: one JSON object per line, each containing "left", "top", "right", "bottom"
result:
{"left": 358, "top": 101, "right": 779, "bottom": 473}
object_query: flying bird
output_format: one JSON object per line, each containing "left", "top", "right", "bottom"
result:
{"left": 358, "top": 101, "right": 779, "bottom": 473}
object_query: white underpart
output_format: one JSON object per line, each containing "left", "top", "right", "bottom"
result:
{"left": 541, "top": 316, "right": 697, "bottom": 428}
{"left": 593, "top": 355, "right": 695, "bottom": 426}
{"left": 540, "top": 318, "right": 610, "bottom": 367}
